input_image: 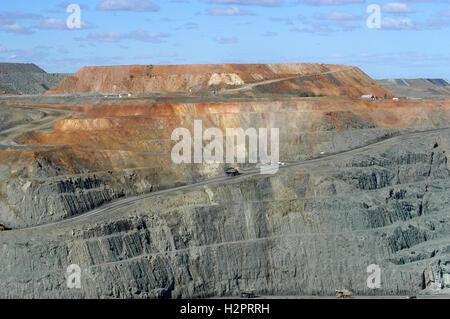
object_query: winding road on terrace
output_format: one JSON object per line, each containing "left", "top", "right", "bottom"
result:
{"left": 0, "top": 105, "right": 77, "bottom": 146}
{"left": 221, "top": 67, "right": 357, "bottom": 93}
{"left": 19, "top": 125, "right": 450, "bottom": 232}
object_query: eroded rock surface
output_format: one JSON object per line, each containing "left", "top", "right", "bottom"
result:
{"left": 46, "top": 63, "right": 393, "bottom": 98}
{"left": 0, "top": 132, "right": 449, "bottom": 298}
{"left": 0, "top": 64, "right": 448, "bottom": 298}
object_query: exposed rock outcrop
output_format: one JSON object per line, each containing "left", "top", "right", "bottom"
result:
{"left": 46, "top": 63, "right": 394, "bottom": 98}
{"left": 0, "top": 132, "right": 448, "bottom": 298}
{"left": 378, "top": 79, "right": 450, "bottom": 100}
{"left": 0, "top": 64, "right": 448, "bottom": 298}
{"left": 0, "top": 63, "right": 70, "bottom": 95}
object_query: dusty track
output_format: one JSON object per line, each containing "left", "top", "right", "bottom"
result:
{"left": 221, "top": 67, "right": 357, "bottom": 93}
{"left": 0, "top": 105, "right": 79, "bottom": 146}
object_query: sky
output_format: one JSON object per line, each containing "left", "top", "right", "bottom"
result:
{"left": 0, "top": 0, "right": 449, "bottom": 79}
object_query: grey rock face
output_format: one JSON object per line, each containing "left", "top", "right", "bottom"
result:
{"left": 0, "top": 63, "right": 46, "bottom": 74}
{"left": 423, "top": 259, "right": 450, "bottom": 293}
{"left": 0, "top": 169, "right": 156, "bottom": 228}
{"left": 0, "top": 132, "right": 448, "bottom": 298}
{"left": 377, "top": 79, "right": 450, "bottom": 100}
{"left": 0, "top": 63, "right": 69, "bottom": 95}
{"left": 0, "top": 106, "right": 46, "bottom": 132}
{"left": 0, "top": 73, "right": 70, "bottom": 95}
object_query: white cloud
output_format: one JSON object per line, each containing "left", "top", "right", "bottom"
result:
{"left": 4, "top": 49, "right": 48, "bottom": 63}
{"left": 424, "top": 17, "right": 450, "bottom": 30}
{"left": 37, "top": 18, "right": 93, "bottom": 30}
{"left": 0, "top": 11, "right": 41, "bottom": 35}
{"left": 262, "top": 31, "right": 277, "bottom": 36}
{"left": 84, "top": 32, "right": 124, "bottom": 43}
{"left": 0, "top": 23, "right": 34, "bottom": 35}
{"left": 176, "top": 22, "right": 199, "bottom": 30}
{"left": 213, "top": 36, "right": 238, "bottom": 43}
{"left": 289, "top": 23, "right": 333, "bottom": 33}
{"left": 202, "top": 0, "right": 283, "bottom": 7}
{"left": 0, "top": 12, "right": 42, "bottom": 24}
{"left": 314, "top": 11, "right": 362, "bottom": 21}
{"left": 301, "top": 0, "right": 364, "bottom": 5}
{"left": 381, "top": 17, "right": 416, "bottom": 30}
{"left": 270, "top": 17, "right": 294, "bottom": 25}
{"left": 57, "top": 2, "right": 90, "bottom": 10}
{"left": 208, "top": 6, "right": 255, "bottom": 16}
{"left": 305, "top": 10, "right": 362, "bottom": 32}
{"left": 128, "top": 30, "right": 170, "bottom": 42}
{"left": 97, "top": 0, "right": 159, "bottom": 12}
{"left": 382, "top": 2, "right": 414, "bottom": 15}
{"left": 75, "top": 30, "right": 170, "bottom": 43}
{"left": 38, "top": 18, "right": 68, "bottom": 29}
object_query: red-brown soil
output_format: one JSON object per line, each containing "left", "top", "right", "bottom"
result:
{"left": 46, "top": 63, "right": 394, "bottom": 98}
{"left": 10, "top": 98, "right": 449, "bottom": 173}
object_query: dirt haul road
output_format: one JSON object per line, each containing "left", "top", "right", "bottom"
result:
{"left": 17, "top": 126, "right": 450, "bottom": 232}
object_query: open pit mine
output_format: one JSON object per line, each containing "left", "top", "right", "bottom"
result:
{"left": 0, "top": 63, "right": 449, "bottom": 299}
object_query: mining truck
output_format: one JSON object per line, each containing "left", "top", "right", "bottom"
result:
{"left": 240, "top": 289, "right": 257, "bottom": 298}
{"left": 336, "top": 289, "right": 353, "bottom": 298}
{"left": 225, "top": 167, "right": 241, "bottom": 177}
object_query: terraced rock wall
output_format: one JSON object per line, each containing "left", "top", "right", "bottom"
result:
{"left": 0, "top": 132, "right": 448, "bottom": 298}
{"left": 47, "top": 64, "right": 394, "bottom": 98}
{"left": 0, "top": 94, "right": 449, "bottom": 298}
{"left": 1, "top": 99, "right": 448, "bottom": 228}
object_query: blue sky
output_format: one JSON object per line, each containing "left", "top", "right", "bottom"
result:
{"left": 0, "top": 0, "right": 449, "bottom": 79}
